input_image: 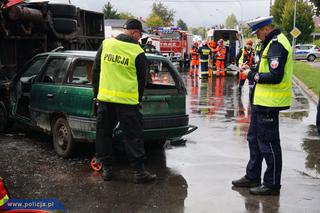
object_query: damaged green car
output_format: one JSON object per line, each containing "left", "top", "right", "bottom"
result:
{"left": 0, "top": 51, "right": 196, "bottom": 157}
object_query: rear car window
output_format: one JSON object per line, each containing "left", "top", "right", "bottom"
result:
{"left": 67, "top": 59, "right": 93, "bottom": 85}
{"left": 147, "top": 60, "right": 175, "bottom": 86}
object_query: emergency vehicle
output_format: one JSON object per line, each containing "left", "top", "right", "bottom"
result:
{"left": 153, "top": 27, "right": 193, "bottom": 67}
{"left": 207, "top": 29, "right": 243, "bottom": 72}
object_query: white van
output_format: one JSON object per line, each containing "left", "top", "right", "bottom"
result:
{"left": 207, "top": 29, "right": 243, "bottom": 72}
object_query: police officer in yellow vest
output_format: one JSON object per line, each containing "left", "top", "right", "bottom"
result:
{"left": 232, "top": 16, "right": 293, "bottom": 195}
{"left": 92, "top": 19, "right": 156, "bottom": 183}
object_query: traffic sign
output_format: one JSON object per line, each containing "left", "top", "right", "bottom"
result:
{"left": 290, "top": 27, "right": 301, "bottom": 38}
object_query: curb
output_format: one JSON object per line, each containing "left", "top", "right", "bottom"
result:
{"left": 293, "top": 75, "right": 319, "bottom": 104}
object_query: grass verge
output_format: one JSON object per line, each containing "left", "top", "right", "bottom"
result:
{"left": 293, "top": 61, "right": 320, "bottom": 96}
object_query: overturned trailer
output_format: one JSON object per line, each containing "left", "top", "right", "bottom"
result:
{"left": 0, "top": 0, "right": 104, "bottom": 79}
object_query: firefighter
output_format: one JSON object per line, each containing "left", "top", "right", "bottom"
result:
{"left": 198, "top": 40, "right": 212, "bottom": 78}
{"left": 189, "top": 41, "right": 200, "bottom": 76}
{"left": 143, "top": 38, "right": 156, "bottom": 53}
{"left": 213, "top": 39, "right": 227, "bottom": 77}
{"left": 232, "top": 16, "right": 293, "bottom": 195}
{"left": 237, "top": 39, "right": 255, "bottom": 93}
{"left": 208, "top": 40, "right": 217, "bottom": 77}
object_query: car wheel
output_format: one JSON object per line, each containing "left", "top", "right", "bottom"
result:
{"left": 307, "top": 54, "right": 316, "bottom": 62}
{"left": 0, "top": 102, "right": 8, "bottom": 132}
{"left": 53, "top": 18, "right": 77, "bottom": 34}
{"left": 49, "top": 4, "right": 78, "bottom": 19}
{"left": 53, "top": 117, "right": 75, "bottom": 157}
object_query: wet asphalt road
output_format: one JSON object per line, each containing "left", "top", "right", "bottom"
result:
{"left": 1, "top": 72, "right": 320, "bottom": 213}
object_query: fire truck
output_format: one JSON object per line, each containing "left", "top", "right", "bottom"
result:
{"left": 153, "top": 27, "right": 193, "bottom": 67}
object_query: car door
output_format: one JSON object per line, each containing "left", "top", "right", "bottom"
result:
{"left": 12, "top": 56, "right": 48, "bottom": 123}
{"left": 30, "top": 56, "right": 70, "bottom": 131}
{"left": 142, "top": 55, "right": 187, "bottom": 129}
{"left": 58, "top": 58, "right": 96, "bottom": 139}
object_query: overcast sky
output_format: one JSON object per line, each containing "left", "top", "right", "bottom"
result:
{"left": 70, "top": 0, "right": 271, "bottom": 27}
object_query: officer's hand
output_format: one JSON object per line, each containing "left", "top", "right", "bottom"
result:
{"left": 240, "top": 63, "right": 249, "bottom": 71}
{"left": 242, "top": 68, "right": 250, "bottom": 76}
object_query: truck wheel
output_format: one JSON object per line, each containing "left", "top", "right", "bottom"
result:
{"left": 53, "top": 18, "right": 77, "bottom": 33}
{"left": 49, "top": 4, "right": 77, "bottom": 19}
{"left": 0, "top": 102, "right": 8, "bottom": 132}
{"left": 53, "top": 117, "right": 75, "bottom": 157}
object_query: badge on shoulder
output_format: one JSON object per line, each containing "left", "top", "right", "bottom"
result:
{"left": 270, "top": 58, "right": 279, "bottom": 69}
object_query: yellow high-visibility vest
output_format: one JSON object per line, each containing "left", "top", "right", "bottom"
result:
{"left": 254, "top": 33, "right": 293, "bottom": 107}
{"left": 97, "top": 38, "right": 144, "bottom": 105}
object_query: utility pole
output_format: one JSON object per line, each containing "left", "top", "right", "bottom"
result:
{"left": 270, "top": 0, "right": 272, "bottom": 15}
{"left": 292, "top": 0, "right": 297, "bottom": 58}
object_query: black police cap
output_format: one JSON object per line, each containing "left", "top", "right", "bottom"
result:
{"left": 123, "top": 19, "right": 146, "bottom": 32}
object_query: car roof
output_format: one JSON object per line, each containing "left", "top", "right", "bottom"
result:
{"left": 36, "top": 51, "right": 166, "bottom": 60}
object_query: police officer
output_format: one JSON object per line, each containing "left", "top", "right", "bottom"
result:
{"left": 232, "top": 16, "right": 293, "bottom": 195}
{"left": 92, "top": 19, "right": 156, "bottom": 183}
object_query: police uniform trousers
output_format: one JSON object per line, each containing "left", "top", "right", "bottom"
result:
{"left": 95, "top": 102, "right": 145, "bottom": 166}
{"left": 246, "top": 106, "right": 282, "bottom": 189}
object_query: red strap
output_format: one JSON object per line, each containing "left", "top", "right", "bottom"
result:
{"left": 2, "top": 0, "right": 24, "bottom": 9}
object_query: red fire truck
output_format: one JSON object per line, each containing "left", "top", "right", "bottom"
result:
{"left": 153, "top": 27, "right": 193, "bottom": 67}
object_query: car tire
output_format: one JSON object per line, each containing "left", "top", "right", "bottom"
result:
{"left": 53, "top": 18, "right": 77, "bottom": 34}
{"left": 0, "top": 101, "right": 8, "bottom": 132}
{"left": 307, "top": 54, "right": 316, "bottom": 62}
{"left": 48, "top": 4, "right": 77, "bottom": 19}
{"left": 52, "top": 117, "right": 75, "bottom": 157}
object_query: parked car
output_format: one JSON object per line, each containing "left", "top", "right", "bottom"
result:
{"left": 0, "top": 51, "right": 196, "bottom": 157}
{"left": 294, "top": 44, "right": 320, "bottom": 61}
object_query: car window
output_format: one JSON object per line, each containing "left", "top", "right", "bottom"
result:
{"left": 147, "top": 59, "right": 175, "bottom": 85}
{"left": 40, "top": 58, "right": 66, "bottom": 83}
{"left": 21, "top": 58, "right": 46, "bottom": 78}
{"left": 67, "top": 59, "right": 93, "bottom": 85}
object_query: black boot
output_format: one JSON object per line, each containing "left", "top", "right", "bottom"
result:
{"left": 102, "top": 166, "right": 112, "bottom": 181}
{"left": 133, "top": 163, "right": 156, "bottom": 184}
{"left": 249, "top": 185, "right": 280, "bottom": 196}
{"left": 232, "top": 176, "right": 261, "bottom": 187}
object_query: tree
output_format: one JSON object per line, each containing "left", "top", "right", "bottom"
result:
{"left": 271, "top": 0, "right": 288, "bottom": 27}
{"left": 281, "top": 0, "right": 315, "bottom": 43}
{"left": 103, "top": 2, "right": 120, "bottom": 19}
{"left": 177, "top": 19, "right": 188, "bottom": 30}
{"left": 146, "top": 14, "right": 164, "bottom": 28}
{"left": 119, "top": 12, "right": 135, "bottom": 20}
{"left": 310, "top": 0, "right": 320, "bottom": 16}
{"left": 151, "top": 2, "right": 175, "bottom": 26}
{"left": 190, "top": 27, "right": 199, "bottom": 35}
{"left": 225, "top": 13, "right": 238, "bottom": 29}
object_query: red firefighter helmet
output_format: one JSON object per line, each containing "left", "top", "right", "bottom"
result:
{"left": 209, "top": 40, "right": 216, "bottom": 48}
{"left": 193, "top": 41, "right": 199, "bottom": 47}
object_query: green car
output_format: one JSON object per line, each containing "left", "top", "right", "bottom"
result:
{"left": 5, "top": 51, "right": 196, "bottom": 157}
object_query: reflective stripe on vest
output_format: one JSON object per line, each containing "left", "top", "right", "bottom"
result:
{"left": 254, "top": 33, "right": 293, "bottom": 107}
{"left": 97, "top": 38, "right": 144, "bottom": 105}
